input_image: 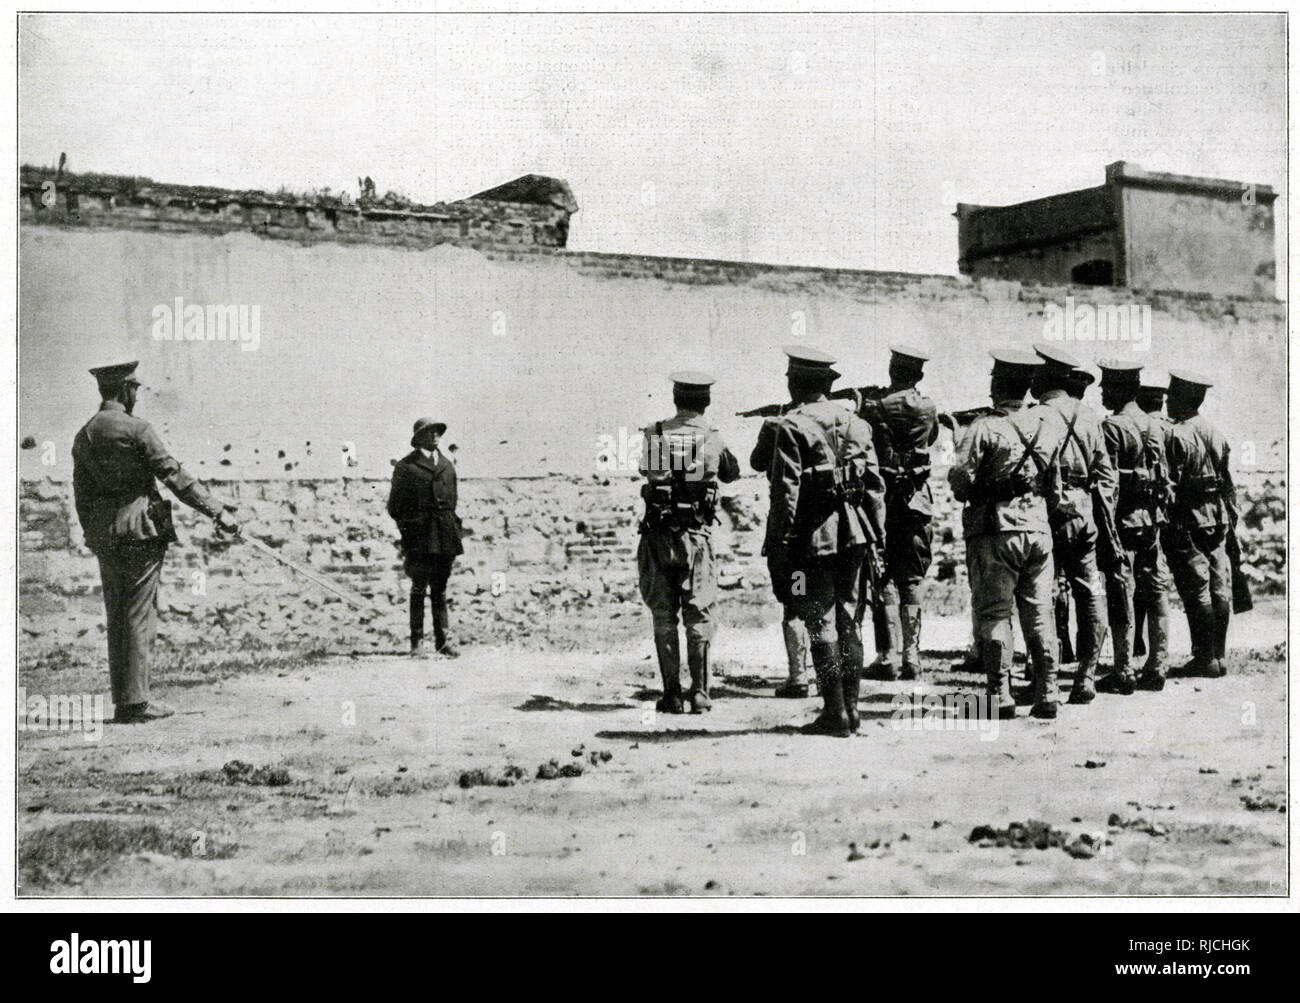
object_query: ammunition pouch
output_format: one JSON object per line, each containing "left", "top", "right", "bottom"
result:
{"left": 1180, "top": 474, "right": 1221, "bottom": 506}
{"left": 640, "top": 479, "right": 717, "bottom": 532}
{"left": 973, "top": 469, "right": 1039, "bottom": 505}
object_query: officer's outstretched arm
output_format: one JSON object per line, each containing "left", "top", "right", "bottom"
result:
{"left": 139, "top": 423, "right": 236, "bottom": 530}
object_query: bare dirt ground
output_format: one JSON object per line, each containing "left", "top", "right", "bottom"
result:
{"left": 18, "top": 600, "right": 1287, "bottom": 897}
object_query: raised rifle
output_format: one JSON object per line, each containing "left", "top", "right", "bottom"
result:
{"left": 938, "top": 406, "right": 997, "bottom": 433}
{"left": 736, "top": 385, "right": 879, "bottom": 418}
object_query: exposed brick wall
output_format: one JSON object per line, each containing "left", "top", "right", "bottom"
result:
{"left": 19, "top": 470, "right": 1285, "bottom": 661}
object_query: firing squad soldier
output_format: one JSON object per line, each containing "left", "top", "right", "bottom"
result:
{"left": 856, "top": 345, "right": 939, "bottom": 683}
{"left": 750, "top": 409, "right": 812, "bottom": 699}
{"left": 762, "top": 346, "right": 886, "bottom": 737}
{"left": 72, "top": 361, "right": 240, "bottom": 723}
{"left": 1031, "top": 344, "right": 1118, "bottom": 705}
{"left": 1163, "top": 371, "right": 1236, "bottom": 678}
{"left": 1051, "top": 364, "right": 1100, "bottom": 667}
{"left": 1098, "top": 360, "right": 1173, "bottom": 692}
{"left": 1132, "top": 373, "right": 1173, "bottom": 664}
{"left": 948, "top": 349, "right": 1064, "bottom": 720}
{"left": 637, "top": 372, "right": 741, "bottom": 714}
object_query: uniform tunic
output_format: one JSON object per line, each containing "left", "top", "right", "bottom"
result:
{"left": 763, "top": 399, "right": 885, "bottom": 650}
{"left": 72, "top": 400, "right": 221, "bottom": 709}
{"left": 637, "top": 411, "right": 740, "bottom": 641}
{"left": 858, "top": 387, "right": 939, "bottom": 607}
{"left": 1163, "top": 413, "right": 1235, "bottom": 635}
{"left": 1101, "top": 400, "right": 1173, "bottom": 657}
{"left": 947, "top": 399, "right": 1064, "bottom": 683}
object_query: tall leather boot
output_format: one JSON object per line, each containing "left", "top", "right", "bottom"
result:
{"left": 1138, "top": 592, "right": 1169, "bottom": 690}
{"left": 1069, "top": 590, "right": 1104, "bottom": 704}
{"left": 432, "top": 602, "right": 459, "bottom": 657}
{"left": 1132, "top": 594, "right": 1148, "bottom": 660}
{"left": 802, "top": 642, "right": 850, "bottom": 737}
{"left": 686, "top": 637, "right": 712, "bottom": 714}
{"left": 1106, "top": 618, "right": 1135, "bottom": 695}
{"left": 866, "top": 602, "right": 902, "bottom": 681}
{"left": 775, "top": 619, "right": 809, "bottom": 698}
{"left": 984, "top": 637, "right": 1015, "bottom": 720}
{"left": 1210, "top": 596, "right": 1231, "bottom": 678}
{"left": 1176, "top": 603, "right": 1218, "bottom": 678}
{"left": 409, "top": 588, "right": 425, "bottom": 655}
{"left": 1027, "top": 633, "right": 1060, "bottom": 719}
{"left": 899, "top": 604, "right": 923, "bottom": 681}
{"left": 840, "top": 635, "right": 864, "bottom": 733}
{"left": 1054, "top": 579, "right": 1076, "bottom": 664}
{"left": 654, "top": 628, "right": 684, "bottom": 714}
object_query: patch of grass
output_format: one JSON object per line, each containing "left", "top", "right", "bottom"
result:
{"left": 19, "top": 819, "right": 237, "bottom": 890}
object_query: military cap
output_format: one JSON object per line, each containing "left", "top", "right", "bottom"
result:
{"left": 1169, "top": 369, "right": 1214, "bottom": 390}
{"left": 1097, "top": 358, "right": 1142, "bottom": 387}
{"left": 783, "top": 344, "right": 841, "bottom": 379}
{"left": 1067, "top": 367, "right": 1097, "bottom": 389}
{"left": 889, "top": 343, "right": 931, "bottom": 366}
{"left": 410, "top": 416, "right": 447, "bottom": 447}
{"left": 669, "top": 370, "right": 716, "bottom": 389}
{"left": 988, "top": 347, "right": 1042, "bottom": 373}
{"left": 1032, "top": 343, "right": 1082, "bottom": 372}
{"left": 88, "top": 360, "right": 141, "bottom": 387}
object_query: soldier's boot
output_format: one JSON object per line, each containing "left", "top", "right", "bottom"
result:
{"left": 1027, "top": 636, "right": 1060, "bottom": 719}
{"left": 653, "top": 629, "right": 685, "bottom": 714}
{"left": 1054, "top": 587, "right": 1076, "bottom": 664}
{"left": 899, "top": 605, "right": 923, "bottom": 682}
{"left": 686, "top": 638, "right": 712, "bottom": 714}
{"left": 984, "top": 639, "right": 1016, "bottom": 720}
{"left": 840, "top": 643, "right": 863, "bottom": 733}
{"left": 1102, "top": 624, "right": 1136, "bottom": 695}
{"left": 866, "top": 603, "right": 902, "bottom": 681}
{"left": 1174, "top": 603, "right": 1218, "bottom": 678}
{"left": 1137, "top": 594, "right": 1169, "bottom": 691}
{"left": 432, "top": 603, "right": 459, "bottom": 658}
{"left": 774, "top": 620, "right": 810, "bottom": 699}
{"left": 1132, "top": 595, "right": 1148, "bottom": 660}
{"left": 802, "top": 643, "right": 850, "bottom": 737}
{"left": 1210, "top": 596, "right": 1231, "bottom": 678}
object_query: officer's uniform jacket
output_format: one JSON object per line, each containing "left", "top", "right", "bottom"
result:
{"left": 387, "top": 448, "right": 464, "bottom": 557}
{"left": 1034, "top": 389, "right": 1117, "bottom": 537}
{"left": 763, "top": 399, "right": 885, "bottom": 558}
{"left": 1166, "top": 414, "right": 1235, "bottom": 531}
{"left": 72, "top": 400, "right": 219, "bottom": 553}
{"left": 641, "top": 411, "right": 740, "bottom": 499}
{"left": 858, "top": 387, "right": 939, "bottom": 518}
{"left": 948, "top": 399, "right": 1064, "bottom": 539}
{"left": 1102, "top": 400, "right": 1170, "bottom": 532}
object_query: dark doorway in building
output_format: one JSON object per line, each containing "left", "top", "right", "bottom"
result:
{"left": 1071, "top": 259, "right": 1114, "bottom": 286}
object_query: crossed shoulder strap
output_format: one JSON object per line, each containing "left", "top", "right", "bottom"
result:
{"left": 1008, "top": 413, "right": 1048, "bottom": 479}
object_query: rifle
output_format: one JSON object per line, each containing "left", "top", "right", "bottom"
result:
{"left": 1091, "top": 485, "right": 1130, "bottom": 577}
{"left": 1226, "top": 523, "right": 1253, "bottom": 613}
{"left": 736, "top": 385, "right": 884, "bottom": 418}
{"left": 938, "top": 406, "right": 997, "bottom": 433}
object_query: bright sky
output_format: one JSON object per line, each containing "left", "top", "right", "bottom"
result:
{"left": 18, "top": 12, "right": 1286, "bottom": 277}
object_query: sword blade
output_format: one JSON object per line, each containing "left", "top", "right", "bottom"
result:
{"left": 239, "top": 534, "right": 383, "bottom": 616}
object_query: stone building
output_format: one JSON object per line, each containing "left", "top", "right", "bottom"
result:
{"left": 956, "top": 161, "right": 1277, "bottom": 298}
